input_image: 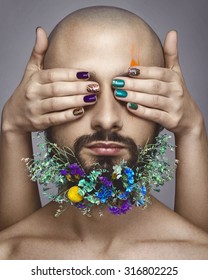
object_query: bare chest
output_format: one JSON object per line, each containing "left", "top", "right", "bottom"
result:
{"left": 8, "top": 237, "right": 205, "bottom": 260}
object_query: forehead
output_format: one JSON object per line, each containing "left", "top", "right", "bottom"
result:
{"left": 45, "top": 24, "right": 141, "bottom": 70}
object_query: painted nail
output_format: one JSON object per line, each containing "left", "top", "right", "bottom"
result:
{"left": 112, "top": 79, "right": 125, "bottom": 88}
{"left": 84, "top": 94, "right": 97, "bottom": 103}
{"left": 73, "top": 107, "right": 84, "bottom": 116}
{"left": 129, "top": 103, "right": 138, "bottom": 110}
{"left": 87, "top": 84, "right": 99, "bottom": 93}
{"left": 128, "top": 67, "right": 140, "bottom": 76}
{"left": 76, "top": 71, "right": 90, "bottom": 79}
{"left": 115, "top": 89, "right": 128, "bottom": 98}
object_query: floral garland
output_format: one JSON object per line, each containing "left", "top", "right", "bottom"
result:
{"left": 24, "top": 133, "right": 177, "bottom": 217}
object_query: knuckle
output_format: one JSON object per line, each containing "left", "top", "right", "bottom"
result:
{"left": 175, "top": 84, "right": 184, "bottom": 98}
{"left": 48, "top": 98, "right": 56, "bottom": 111}
{"left": 46, "top": 114, "right": 57, "bottom": 126}
{"left": 30, "top": 118, "right": 42, "bottom": 130}
{"left": 25, "top": 84, "right": 36, "bottom": 100}
{"left": 151, "top": 81, "right": 161, "bottom": 93}
{"left": 51, "top": 83, "right": 60, "bottom": 96}
{"left": 153, "top": 110, "right": 162, "bottom": 122}
{"left": 152, "top": 95, "right": 160, "bottom": 107}
{"left": 47, "top": 70, "right": 56, "bottom": 82}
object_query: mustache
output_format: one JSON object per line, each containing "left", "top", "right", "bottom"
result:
{"left": 73, "top": 130, "right": 138, "bottom": 152}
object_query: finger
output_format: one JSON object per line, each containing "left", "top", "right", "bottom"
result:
{"left": 26, "top": 27, "right": 48, "bottom": 73}
{"left": 40, "top": 107, "right": 85, "bottom": 127}
{"left": 164, "top": 30, "right": 182, "bottom": 74}
{"left": 39, "top": 94, "right": 97, "bottom": 113}
{"left": 115, "top": 90, "right": 171, "bottom": 111}
{"left": 36, "top": 81, "right": 99, "bottom": 99}
{"left": 127, "top": 103, "right": 171, "bottom": 126}
{"left": 113, "top": 77, "right": 174, "bottom": 96}
{"left": 127, "top": 66, "right": 177, "bottom": 82}
{"left": 35, "top": 68, "right": 91, "bottom": 84}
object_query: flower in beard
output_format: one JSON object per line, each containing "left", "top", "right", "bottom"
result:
{"left": 99, "top": 176, "right": 112, "bottom": 187}
{"left": 95, "top": 185, "right": 113, "bottom": 203}
{"left": 69, "top": 163, "right": 85, "bottom": 177}
{"left": 108, "top": 199, "right": 132, "bottom": 215}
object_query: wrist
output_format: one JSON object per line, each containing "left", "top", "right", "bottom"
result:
{"left": 175, "top": 116, "right": 207, "bottom": 143}
{"left": 1, "top": 102, "right": 26, "bottom": 136}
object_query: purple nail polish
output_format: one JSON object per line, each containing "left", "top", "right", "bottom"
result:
{"left": 84, "top": 94, "right": 97, "bottom": 103}
{"left": 76, "top": 71, "right": 90, "bottom": 79}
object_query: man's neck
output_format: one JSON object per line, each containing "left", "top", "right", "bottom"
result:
{"left": 53, "top": 196, "right": 161, "bottom": 242}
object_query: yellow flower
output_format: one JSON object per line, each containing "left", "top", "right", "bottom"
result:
{"left": 67, "top": 186, "right": 83, "bottom": 203}
{"left": 112, "top": 173, "right": 117, "bottom": 179}
{"left": 66, "top": 174, "right": 72, "bottom": 181}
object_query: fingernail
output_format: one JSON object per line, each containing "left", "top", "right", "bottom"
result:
{"left": 73, "top": 107, "right": 84, "bottom": 116}
{"left": 36, "top": 26, "right": 42, "bottom": 32}
{"left": 115, "top": 89, "right": 128, "bottom": 98}
{"left": 87, "top": 84, "right": 99, "bottom": 93}
{"left": 128, "top": 67, "right": 140, "bottom": 76}
{"left": 76, "top": 71, "right": 90, "bottom": 79}
{"left": 112, "top": 79, "right": 125, "bottom": 88}
{"left": 129, "top": 103, "right": 138, "bottom": 110}
{"left": 84, "top": 94, "right": 97, "bottom": 103}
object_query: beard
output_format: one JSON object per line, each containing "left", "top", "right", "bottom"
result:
{"left": 73, "top": 130, "right": 140, "bottom": 173}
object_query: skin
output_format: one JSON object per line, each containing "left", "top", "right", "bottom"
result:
{"left": 0, "top": 7, "right": 208, "bottom": 259}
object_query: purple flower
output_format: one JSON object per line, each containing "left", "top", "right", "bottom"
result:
{"left": 75, "top": 202, "right": 86, "bottom": 209}
{"left": 99, "top": 176, "right": 112, "bottom": 187}
{"left": 60, "top": 169, "right": 67, "bottom": 176}
{"left": 120, "top": 200, "right": 132, "bottom": 214}
{"left": 108, "top": 200, "right": 132, "bottom": 215}
{"left": 68, "top": 163, "right": 85, "bottom": 177}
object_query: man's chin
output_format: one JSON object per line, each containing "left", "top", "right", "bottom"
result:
{"left": 78, "top": 155, "right": 137, "bottom": 173}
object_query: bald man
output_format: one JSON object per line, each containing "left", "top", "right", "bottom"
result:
{"left": 0, "top": 6, "right": 208, "bottom": 259}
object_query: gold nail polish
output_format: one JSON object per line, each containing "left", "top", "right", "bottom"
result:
{"left": 73, "top": 107, "right": 84, "bottom": 116}
{"left": 87, "top": 84, "right": 99, "bottom": 93}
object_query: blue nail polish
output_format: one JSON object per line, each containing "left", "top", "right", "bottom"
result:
{"left": 112, "top": 79, "right": 125, "bottom": 88}
{"left": 115, "top": 89, "right": 128, "bottom": 98}
{"left": 129, "top": 103, "right": 138, "bottom": 110}
{"left": 84, "top": 94, "right": 97, "bottom": 103}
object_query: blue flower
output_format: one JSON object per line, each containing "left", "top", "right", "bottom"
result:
{"left": 95, "top": 185, "right": 113, "bottom": 203}
{"left": 141, "top": 185, "right": 147, "bottom": 195}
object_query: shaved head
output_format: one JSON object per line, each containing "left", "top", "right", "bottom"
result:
{"left": 45, "top": 6, "right": 164, "bottom": 164}
{"left": 44, "top": 6, "right": 164, "bottom": 68}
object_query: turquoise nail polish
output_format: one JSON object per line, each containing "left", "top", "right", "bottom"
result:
{"left": 112, "top": 79, "right": 125, "bottom": 88}
{"left": 115, "top": 89, "right": 128, "bottom": 98}
{"left": 129, "top": 103, "right": 138, "bottom": 110}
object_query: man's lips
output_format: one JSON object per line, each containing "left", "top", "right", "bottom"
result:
{"left": 85, "top": 141, "right": 126, "bottom": 156}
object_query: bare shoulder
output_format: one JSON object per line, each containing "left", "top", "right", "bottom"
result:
{"left": 0, "top": 238, "right": 18, "bottom": 260}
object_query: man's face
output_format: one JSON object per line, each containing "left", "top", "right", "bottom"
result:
{"left": 45, "top": 24, "right": 158, "bottom": 170}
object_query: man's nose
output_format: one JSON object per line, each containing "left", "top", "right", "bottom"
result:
{"left": 90, "top": 86, "right": 123, "bottom": 132}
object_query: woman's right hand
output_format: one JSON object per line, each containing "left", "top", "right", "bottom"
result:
{"left": 2, "top": 27, "right": 99, "bottom": 134}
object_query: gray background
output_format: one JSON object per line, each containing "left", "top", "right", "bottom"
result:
{"left": 0, "top": 0, "right": 207, "bottom": 209}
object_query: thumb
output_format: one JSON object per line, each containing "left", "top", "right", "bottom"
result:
{"left": 164, "top": 30, "right": 181, "bottom": 73}
{"left": 26, "top": 27, "right": 48, "bottom": 72}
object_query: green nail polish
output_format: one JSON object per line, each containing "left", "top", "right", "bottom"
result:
{"left": 112, "top": 79, "right": 125, "bottom": 88}
{"left": 129, "top": 103, "right": 138, "bottom": 110}
{"left": 115, "top": 89, "right": 128, "bottom": 98}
